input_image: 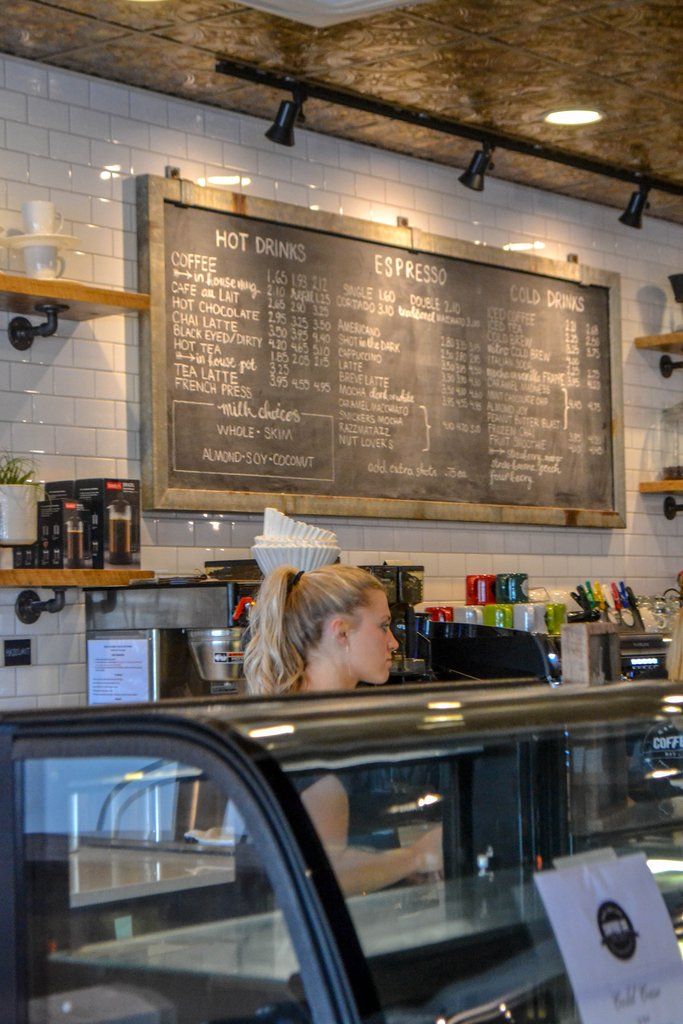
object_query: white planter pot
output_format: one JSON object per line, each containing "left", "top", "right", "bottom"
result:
{"left": 0, "top": 484, "right": 40, "bottom": 544}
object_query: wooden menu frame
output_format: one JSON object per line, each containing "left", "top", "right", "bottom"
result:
{"left": 137, "top": 173, "right": 625, "bottom": 528}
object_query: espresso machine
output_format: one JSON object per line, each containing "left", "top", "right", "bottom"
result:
{"left": 423, "top": 621, "right": 669, "bottom": 687}
{"left": 361, "top": 564, "right": 431, "bottom": 681}
{"left": 85, "top": 563, "right": 261, "bottom": 704}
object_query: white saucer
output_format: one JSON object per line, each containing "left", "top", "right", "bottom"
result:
{"left": 0, "top": 232, "right": 80, "bottom": 250}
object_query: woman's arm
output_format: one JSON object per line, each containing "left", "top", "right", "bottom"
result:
{"left": 300, "top": 774, "right": 442, "bottom": 897}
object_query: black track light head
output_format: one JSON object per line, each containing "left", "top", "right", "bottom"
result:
{"left": 265, "top": 99, "right": 298, "bottom": 146}
{"left": 216, "top": 58, "right": 683, "bottom": 209}
{"left": 619, "top": 183, "right": 650, "bottom": 228}
{"left": 458, "top": 143, "right": 495, "bottom": 192}
{"left": 265, "top": 86, "right": 306, "bottom": 147}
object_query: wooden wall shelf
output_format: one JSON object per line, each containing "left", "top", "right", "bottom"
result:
{"left": 0, "top": 569, "right": 154, "bottom": 588}
{"left": 634, "top": 332, "right": 683, "bottom": 353}
{"left": 640, "top": 481, "right": 683, "bottom": 493}
{"left": 0, "top": 272, "right": 149, "bottom": 321}
{"left": 639, "top": 481, "right": 683, "bottom": 519}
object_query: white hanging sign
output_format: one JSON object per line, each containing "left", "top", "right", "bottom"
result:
{"left": 535, "top": 852, "right": 683, "bottom": 1024}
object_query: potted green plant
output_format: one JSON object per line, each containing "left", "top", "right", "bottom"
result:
{"left": 0, "top": 453, "right": 43, "bottom": 545}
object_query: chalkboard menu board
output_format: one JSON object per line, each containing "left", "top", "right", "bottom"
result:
{"left": 138, "top": 175, "right": 625, "bottom": 527}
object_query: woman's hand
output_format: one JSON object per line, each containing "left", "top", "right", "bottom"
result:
{"left": 411, "top": 824, "right": 443, "bottom": 877}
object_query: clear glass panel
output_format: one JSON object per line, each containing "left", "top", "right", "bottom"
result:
{"left": 286, "top": 716, "right": 683, "bottom": 1024}
{"left": 662, "top": 401, "right": 683, "bottom": 479}
{"left": 23, "top": 754, "right": 307, "bottom": 1024}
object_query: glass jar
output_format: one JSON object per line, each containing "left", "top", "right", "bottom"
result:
{"left": 107, "top": 495, "right": 132, "bottom": 564}
{"left": 65, "top": 512, "right": 84, "bottom": 568}
{"left": 662, "top": 401, "right": 683, "bottom": 479}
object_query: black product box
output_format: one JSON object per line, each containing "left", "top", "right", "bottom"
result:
{"left": 37, "top": 498, "right": 92, "bottom": 569}
{"left": 75, "top": 479, "right": 140, "bottom": 568}
{"left": 12, "top": 544, "right": 39, "bottom": 568}
{"left": 44, "top": 480, "right": 76, "bottom": 501}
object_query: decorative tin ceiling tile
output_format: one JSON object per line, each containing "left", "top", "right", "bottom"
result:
{"left": 588, "top": 1, "right": 683, "bottom": 57}
{"left": 347, "top": 117, "right": 480, "bottom": 164}
{"left": 493, "top": 15, "right": 657, "bottom": 69}
{"left": 411, "top": 0, "right": 601, "bottom": 35}
{"left": 614, "top": 57, "right": 683, "bottom": 103}
{"left": 296, "top": 97, "right": 379, "bottom": 132}
{"left": 157, "top": 9, "right": 311, "bottom": 69}
{"left": 305, "top": 10, "right": 466, "bottom": 58}
{"left": 649, "top": 195, "right": 683, "bottom": 223}
{"left": 40, "top": 0, "right": 236, "bottom": 31}
{"left": 481, "top": 69, "right": 675, "bottom": 138}
{"left": 199, "top": 79, "right": 290, "bottom": 118}
{"left": 0, "top": 0, "right": 680, "bottom": 224}
{"left": 0, "top": 1, "right": 128, "bottom": 59}
{"left": 53, "top": 34, "right": 217, "bottom": 96}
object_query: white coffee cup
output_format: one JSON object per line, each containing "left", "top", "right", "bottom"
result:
{"left": 454, "top": 606, "right": 484, "bottom": 624}
{"left": 513, "top": 603, "right": 537, "bottom": 631}
{"left": 21, "top": 200, "right": 63, "bottom": 236}
{"left": 531, "top": 603, "right": 550, "bottom": 632}
{"left": 22, "top": 244, "right": 65, "bottom": 279}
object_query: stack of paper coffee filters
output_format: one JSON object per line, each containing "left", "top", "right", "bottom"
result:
{"left": 251, "top": 507, "right": 340, "bottom": 574}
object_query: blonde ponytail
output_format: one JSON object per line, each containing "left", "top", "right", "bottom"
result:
{"left": 667, "top": 608, "right": 683, "bottom": 682}
{"left": 243, "top": 564, "right": 384, "bottom": 696}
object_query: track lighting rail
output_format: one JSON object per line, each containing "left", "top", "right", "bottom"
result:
{"left": 215, "top": 58, "right": 683, "bottom": 200}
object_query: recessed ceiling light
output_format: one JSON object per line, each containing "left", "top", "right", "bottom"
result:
{"left": 544, "top": 109, "right": 602, "bottom": 126}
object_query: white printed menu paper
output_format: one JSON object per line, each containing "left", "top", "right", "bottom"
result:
{"left": 87, "top": 637, "right": 151, "bottom": 704}
{"left": 534, "top": 852, "right": 683, "bottom": 1024}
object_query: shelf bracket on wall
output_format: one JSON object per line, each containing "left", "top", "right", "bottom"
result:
{"left": 15, "top": 588, "right": 66, "bottom": 624}
{"left": 663, "top": 496, "right": 683, "bottom": 520}
{"left": 8, "top": 303, "right": 69, "bottom": 351}
{"left": 660, "top": 354, "right": 683, "bottom": 378}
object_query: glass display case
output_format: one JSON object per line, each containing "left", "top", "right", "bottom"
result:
{"left": 2, "top": 680, "right": 683, "bottom": 1024}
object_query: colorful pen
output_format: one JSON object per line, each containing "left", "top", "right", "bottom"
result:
{"left": 610, "top": 582, "right": 621, "bottom": 610}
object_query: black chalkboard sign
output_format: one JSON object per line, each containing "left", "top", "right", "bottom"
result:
{"left": 138, "top": 175, "right": 625, "bottom": 528}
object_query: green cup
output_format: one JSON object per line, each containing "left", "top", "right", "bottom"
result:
{"left": 482, "top": 603, "right": 514, "bottom": 628}
{"left": 545, "top": 602, "right": 567, "bottom": 635}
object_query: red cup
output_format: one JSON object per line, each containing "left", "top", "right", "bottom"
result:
{"left": 425, "top": 606, "right": 453, "bottom": 622}
{"left": 466, "top": 574, "right": 497, "bottom": 606}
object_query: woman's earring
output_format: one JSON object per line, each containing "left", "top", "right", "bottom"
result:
{"left": 344, "top": 638, "right": 353, "bottom": 686}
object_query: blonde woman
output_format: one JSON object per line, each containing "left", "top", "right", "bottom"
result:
{"left": 667, "top": 608, "right": 683, "bottom": 681}
{"left": 243, "top": 564, "right": 442, "bottom": 895}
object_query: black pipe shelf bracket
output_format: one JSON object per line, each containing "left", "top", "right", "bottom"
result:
{"left": 8, "top": 303, "right": 69, "bottom": 351}
{"left": 664, "top": 496, "right": 683, "bottom": 520}
{"left": 660, "top": 354, "right": 683, "bottom": 378}
{"left": 15, "top": 588, "right": 66, "bottom": 624}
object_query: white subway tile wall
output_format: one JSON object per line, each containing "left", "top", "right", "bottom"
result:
{"left": 0, "top": 53, "right": 682, "bottom": 707}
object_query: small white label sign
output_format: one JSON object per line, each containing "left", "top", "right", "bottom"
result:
{"left": 535, "top": 853, "right": 683, "bottom": 1024}
{"left": 87, "top": 637, "right": 150, "bottom": 704}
